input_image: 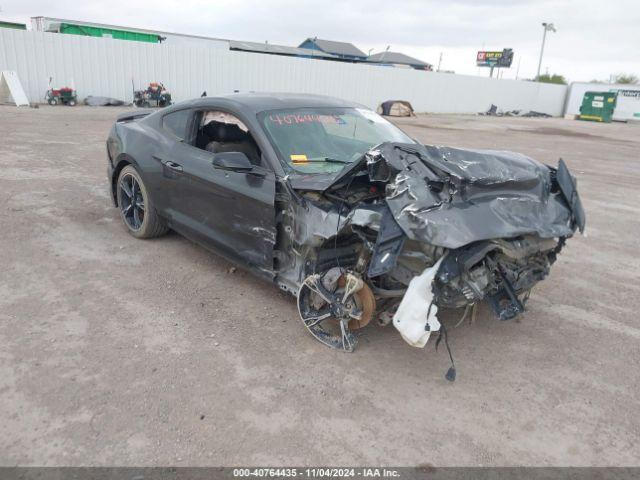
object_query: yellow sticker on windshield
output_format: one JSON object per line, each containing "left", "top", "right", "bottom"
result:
{"left": 290, "top": 154, "right": 308, "bottom": 163}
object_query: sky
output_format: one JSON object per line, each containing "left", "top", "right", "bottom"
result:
{"left": 1, "top": 0, "right": 639, "bottom": 83}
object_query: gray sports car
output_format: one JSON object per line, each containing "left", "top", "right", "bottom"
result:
{"left": 106, "top": 93, "right": 584, "bottom": 369}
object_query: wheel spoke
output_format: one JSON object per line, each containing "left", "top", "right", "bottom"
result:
{"left": 133, "top": 207, "right": 141, "bottom": 229}
{"left": 120, "top": 179, "right": 132, "bottom": 198}
{"left": 303, "top": 277, "right": 335, "bottom": 304}
{"left": 119, "top": 173, "right": 147, "bottom": 231}
{"left": 340, "top": 319, "right": 355, "bottom": 352}
{"left": 304, "top": 308, "right": 333, "bottom": 328}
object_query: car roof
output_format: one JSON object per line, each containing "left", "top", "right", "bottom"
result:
{"left": 183, "top": 92, "right": 366, "bottom": 115}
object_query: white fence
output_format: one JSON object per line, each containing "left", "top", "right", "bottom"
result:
{"left": 0, "top": 29, "right": 568, "bottom": 115}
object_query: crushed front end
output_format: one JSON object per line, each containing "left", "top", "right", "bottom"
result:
{"left": 275, "top": 142, "right": 585, "bottom": 355}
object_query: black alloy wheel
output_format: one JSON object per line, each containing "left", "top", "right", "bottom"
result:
{"left": 118, "top": 172, "right": 145, "bottom": 231}
{"left": 116, "top": 165, "right": 168, "bottom": 239}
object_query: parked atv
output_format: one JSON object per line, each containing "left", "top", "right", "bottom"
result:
{"left": 46, "top": 87, "right": 77, "bottom": 106}
{"left": 133, "top": 82, "right": 172, "bottom": 108}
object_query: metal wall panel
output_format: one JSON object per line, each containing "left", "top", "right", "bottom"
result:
{"left": 0, "top": 29, "right": 567, "bottom": 115}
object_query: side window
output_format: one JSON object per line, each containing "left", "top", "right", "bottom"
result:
{"left": 163, "top": 109, "right": 191, "bottom": 141}
{"left": 194, "top": 110, "right": 263, "bottom": 166}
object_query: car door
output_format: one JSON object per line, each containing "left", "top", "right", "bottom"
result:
{"left": 159, "top": 107, "right": 277, "bottom": 275}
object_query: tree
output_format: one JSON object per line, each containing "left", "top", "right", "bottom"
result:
{"left": 614, "top": 73, "right": 638, "bottom": 84}
{"left": 536, "top": 73, "right": 567, "bottom": 85}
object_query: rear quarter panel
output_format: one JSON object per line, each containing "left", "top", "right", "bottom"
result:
{"left": 109, "top": 114, "right": 173, "bottom": 214}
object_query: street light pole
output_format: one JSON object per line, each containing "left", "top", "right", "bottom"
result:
{"left": 536, "top": 22, "right": 556, "bottom": 80}
{"left": 381, "top": 45, "right": 390, "bottom": 62}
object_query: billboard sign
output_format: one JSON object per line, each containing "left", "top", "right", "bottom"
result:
{"left": 477, "top": 49, "right": 513, "bottom": 68}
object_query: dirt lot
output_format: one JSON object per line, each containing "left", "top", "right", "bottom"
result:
{"left": 1, "top": 105, "right": 639, "bottom": 467}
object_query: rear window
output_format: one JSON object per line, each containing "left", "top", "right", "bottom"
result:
{"left": 163, "top": 109, "right": 191, "bottom": 140}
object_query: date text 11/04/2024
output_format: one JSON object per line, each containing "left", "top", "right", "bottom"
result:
{"left": 233, "top": 468, "right": 401, "bottom": 478}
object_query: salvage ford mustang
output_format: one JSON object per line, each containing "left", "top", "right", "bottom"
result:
{"left": 107, "top": 93, "right": 585, "bottom": 367}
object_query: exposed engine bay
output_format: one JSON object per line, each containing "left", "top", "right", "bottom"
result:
{"left": 273, "top": 142, "right": 585, "bottom": 360}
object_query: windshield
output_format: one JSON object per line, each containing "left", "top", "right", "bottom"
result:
{"left": 258, "top": 107, "right": 415, "bottom": 174}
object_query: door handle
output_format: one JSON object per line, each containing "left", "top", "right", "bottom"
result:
{"left": 164, "top": 161, "right": 183, "bottom": 172}
{"left": 154, "top": 154, "right": 183, "bottom": 173}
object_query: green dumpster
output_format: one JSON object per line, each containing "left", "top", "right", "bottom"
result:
{"left": 578, "top": 91, "right": 617, "bottom": 123}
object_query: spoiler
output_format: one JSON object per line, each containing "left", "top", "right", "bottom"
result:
{"left": 116, "top": 109, "right": 155, "bottom": 123}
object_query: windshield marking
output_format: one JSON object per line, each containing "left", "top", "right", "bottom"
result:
{"left": 269, "top": 113, "right": 345, "bottom": 126}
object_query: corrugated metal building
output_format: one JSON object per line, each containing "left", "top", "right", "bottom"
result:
{"left": 229, "top": 40, "right": 338, "bottom": 60}
{"left": 367, "top": 51, "right": 432, "bottom": 70}
{"left": 0, "top": 20, "right": 27, "bottom": 30}
{"left": 298, "top": 38, "right": 367, "bottom": 61}
{"left": 28, "top": 17, "right": 434, "bottom": 72}
{"left": 30, "top": 17, "right": 229, "bottom": 49}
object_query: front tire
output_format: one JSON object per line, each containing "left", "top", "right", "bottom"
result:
{"left": 116, "top": 165, "right": 168, "bottom": 239}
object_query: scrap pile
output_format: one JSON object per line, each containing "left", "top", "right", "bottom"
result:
{"left": 480, "top": 104, "right": 551, "bottom": 118}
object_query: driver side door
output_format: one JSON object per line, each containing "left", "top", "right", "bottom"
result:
{"left": 159, "top": 108, "right": 277, "bottom": 276}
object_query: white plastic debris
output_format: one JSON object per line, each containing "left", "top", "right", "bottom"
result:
{"left": 393, "top": 257, "right": 444, "bottom": 348}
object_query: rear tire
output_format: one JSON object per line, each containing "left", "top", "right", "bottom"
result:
{"left": 116, "top": 165, "right": 168, "bottom": 239}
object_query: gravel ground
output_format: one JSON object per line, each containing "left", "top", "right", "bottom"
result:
{"left": 1, "top": 105, "right": 639, "bottom": 466}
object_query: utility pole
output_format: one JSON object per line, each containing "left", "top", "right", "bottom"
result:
{"left": 380, "top": 45, "right": 390, "bottom": 62}
{"left": 437, "top": 52, "right": 442, "bottom": 71}
{"left": 536, "top": 22, "right": 556, "bottom": 80}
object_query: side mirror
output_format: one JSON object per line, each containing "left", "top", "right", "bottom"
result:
{"left": 212, "top": 152, "right": 253, "bottom": 172}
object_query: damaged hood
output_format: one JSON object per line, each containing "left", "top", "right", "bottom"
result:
{"left": 417, "top": 144, "right": 546, "bottom": 185}
{"left": 295, "top": 142, "right": 585, "bottom": 249}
